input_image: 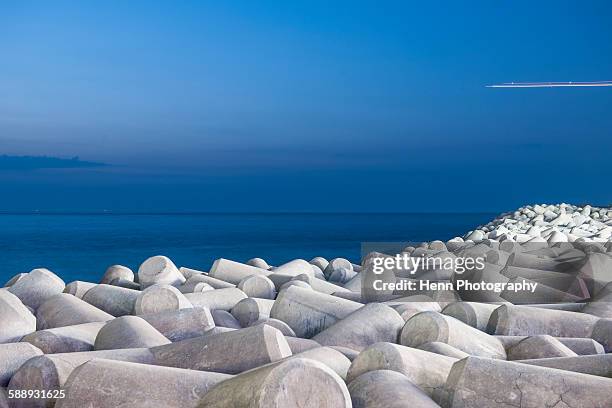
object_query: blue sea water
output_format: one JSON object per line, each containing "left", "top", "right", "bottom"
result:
{"left": 0, "top": 213, "right": 495, "bottom": 284}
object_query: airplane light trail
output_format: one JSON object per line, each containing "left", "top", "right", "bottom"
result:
{"left": 487, "top": 81, "right": 612, "bottom": 88}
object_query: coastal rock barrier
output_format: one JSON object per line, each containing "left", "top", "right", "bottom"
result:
{"left": 0, "top": 203, "right": 611, "bottom": 407}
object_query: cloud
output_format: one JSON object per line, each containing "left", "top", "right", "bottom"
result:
{"left": 0, "top": 155, "right": 107, "bottom": 170}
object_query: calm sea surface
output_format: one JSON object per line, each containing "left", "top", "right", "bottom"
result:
{"left": 0, "top": 213, "right": 495, "bottom": 283}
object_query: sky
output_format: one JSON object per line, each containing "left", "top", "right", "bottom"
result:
{"left": 1, "top": 1, "right": 611, "bottom": 212}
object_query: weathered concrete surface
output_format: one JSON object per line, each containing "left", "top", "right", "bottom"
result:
{"left": 418, "top": 342, "right": 470, "bottom": 359}
{"left": 181, "top": 270, "right": 236, "bottom": 289}
{"left": 100, "top": 265, "right": 134, "bottom": 284}
{"left": 209, "top": 258, "right": 271, "bottom": 284}
{"left": 507, "top": 335, "right": 578, "bottom": 360}
{"left": 94, "top": 316, "right": 170, "bottom": 350}
{"left": 496, "top": 335, "right": 605, "bottom": 356}
{"left": 185, "top": 288, "right": 247, "bottom": 311}
{"left": 312, "top": 303, "right": 404, "bottom": 351}
{"left": 250, "top": 317, "right": 296, "bottom": 336}
{"left": 151, "top": 324, "right": 291, "bottom": 374}
{"left": 267, "top": 272, "right": 312, "bottom": 291}
{"left": 21, "top": 321, "right": 105, "bottom": 353}
{"left": 230, "top": 297, "right": 274, "bottom": 327}
{"left": 487, "top": 303, "right": 599, "bottom": 337}
{"left": 0, "top": 290, "right": 36, "bottom": 343}
{"left": 0, "top": 388, "right": 7, "bottom": 408}
{"left": 400, "top": 311, "right": 506, "bottom": 359}
{"left": 55, "top": 358, "right": 230, "bottom": 408}
{"left": 198, "top": 358, "right": 351, "bottom": 408}
{"left": 437, "top": 356, "right": 612, "bottom": 408}
{"left": 82, "top": 284, "right": 140, "bottom": 316}
{"left": 591, "top": 318, "right": 612, "bottom": 353}
{"left": 347, "top": 342, "right": 457, "bottom": 396}
{"left": 134, "top": 283, "right": 193, "bottom": 315}
{"left": 63, "top": 281, "right": 97, "bottom": 299}
{"left": 137, "top": 255, "right": 186, "bottom": 289}
{"left": 289, "top": 347, "right": 351, "bottom": 380}
{"left": 0, "top": 343, "right": 42, "bottom": 386}
{"left": 390, "top": 301, "right": 442, "bottom": 321}
{"left": 270, "top": 286, "right": 362, "bottom": 338}
{"left": 212, "top": 309, "right": 242, "bottom": 328}
{"left": 441, "top": 302, "right": 501, "bottom": 331}
{"left": 273, "top": 259, "right": 316, "bottom": 278}
{"left": 139, "top": 307, "right": 215, "bottom": 342}
{"left": 284, "top": 336, "right": 321, "bottom": 354}
{"left": 521, "top": 354, "right": 612, "bottom": 378}
{"left": 7, "top": 349, "right": 155, "bottom": 408}
{"left": 247, "top": 257, "right": 270, "bottom": 269}
{"left": 108, "top": 277, "right": 140, "bottom": 290}
{"left": 36, "top": 293, "right": 113, "bottom": 330}
{"left": 8, "top": 268, "right": 65, "bottom": 310}
{"left": 237, "top": 275, "right": 276, "bottom": 299}
{"left": 330, "top": 346, "right": 360, "bottom": 361}
{"left": 348, "top": 370, "right": 441, "bottom": 408}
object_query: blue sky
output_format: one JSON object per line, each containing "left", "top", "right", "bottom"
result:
{"left": 1, "top": 1, "right": 611, "bottom": 212}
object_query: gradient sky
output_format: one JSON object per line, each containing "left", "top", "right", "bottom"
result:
{"left": 1, "top": 1, "right": 611, "bottom": 212}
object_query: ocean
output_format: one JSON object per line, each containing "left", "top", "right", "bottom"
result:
{"left": 0, "top": 212, "right": 495, "bottom": 284}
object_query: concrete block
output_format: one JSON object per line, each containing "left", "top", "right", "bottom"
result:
{"left": 0, "top": 343, "right": 42, "bottom": 386}
{"left": 94, "top": 315, "right": 170, "bottom": 350}
{"left": 199, "top": 358, "right": 351, "bottom": 408}
{"left": 0, "top": 290, "right": 36, "bottom": 343}
{"left": 36, "top": 293, "right": 113, "bottom": 330}
{"left": 184, "top": 288, "right": 247, "bottom": 311}
{"left": 82, "top": 284, "right": 140, "bottom": 316}
{"left": 237, "top": 275, "right": 276, "bottom": 299}
{"left": 209, "top": 258, "right": 270, "bottom": 284}
{"left": 63, "top": 281, "right": 97, "bottom": 299}
{"left": 100, "top": 265, "right": 134, "bottom": 284}
{"left": 151, "top": 324, "right": 291, "bottom": 374}
{"left": 270, "top": 286, "right": 362, "bottom": 338}
{"left": 139, "top": 307, "right": 215, "bottom": 342}
{"left": 401, "top": 311, "right": 506, "bottom": 359}
{"left": 8, "top": 268, "right": 65, "bottom": 310}
{"left": 21, "top": 321, "right": 105, "bottom": 353}
{"left": 137, "top": 255, "right": 185, "bottom": 289}
{"left": 348, "top": 370, "right": 440, "bottom": 408}
{"left": 312, "top": 303, "right": 404, "bottom": 351}
{"left": 134, "top": 284, "right": 193, "bottom": 315}
{"left": 55, "top": 358, "right": 230, "bottom": 408}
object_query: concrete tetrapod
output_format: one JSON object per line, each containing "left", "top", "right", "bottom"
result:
{"left": 0, "top": 290, "right": 36, "bottom": 343}
{"left": 289, "top": 346, "right": 351, "bottom": 380}
{"left": 198, "top": 357, "right": 351, "bottom": 408}
{"left": 139, "top": 307, "right": 215, "bottom": 342}
{"left": 21, "top": 321, "right": 106, "bottom": 353}
{"left": 212, "top": 310, "right": 242, "bottom": 328}
{"left": 55, "top": 358, "right": 231, "bottom": 408}
{"left": 151, "top": 324, "right": 292, "bottom": 374}
{"left": 346, "top": 342, "right": 457, "bottom": 396}
{"left": 35, "top": 294, "right": 113, "bottom": 330}
{"left": 230, "top": 297, "right": 274, "bottom": 327}
{"left": 184, "top": 288, "right": 247, "bottom": 311}
{"left": 521, "top": 354, "right": 612, "bottom": 377}
{"left": 312, "top": 303, "right": 404, "bottom": 351}
{"left": 417, "top": 342, "right": 470, "bottom": 359}
{"left": 8, "top": 268, "right": 65, "bottom": 310}
{"left": 7, "top": 348, "right": 155, "bottom": 408}
{"left": 63, "top": 281, "right": 97, "bottom": 299}
{"left": 400, "top": 311, "right": 506, "bottom": 359}
{"left": 134, "top": 283, "right": 193, "bottom": 315}
{"left": 100, "top": 264, "right": 134, "bottom": 284}
{"left": 137, "top": 255, "right": 185, "bottom": 289}
{"left": 437, "top": 356, "right": 612, "bottom": 408}
{"left": 94, "top": 315, "right": 170, "bottom": 350}
{"left": 209, "top": 258, "right": 271, "bottom": 284}
{"left": 487, "top": 304, "right": 600, "bottom": 337}
{"left": 441, "top": 301, "right": 502, "bottom": 331}
{"left": 81, "top": 284, "right": 140, "bottom": 316}
{"left": 495, "top": 335, "right": 605, "bottom": 356}
{"left": 348, "top": 370, "right": 441, "bottom": 408}
{"left": 507, "top": 335, "right": 578, "bottom": 360}
{"left": 250, "top": 318, "right": 296, "bottom": 336}
{"left": 237, "top": 275, "right": 276, "bottom": 299}
{"left": 0, "top": 342, "right": 43, "bottom": 386}
{"left": 270, "top": 286, "right": 362, "bottom": 338}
